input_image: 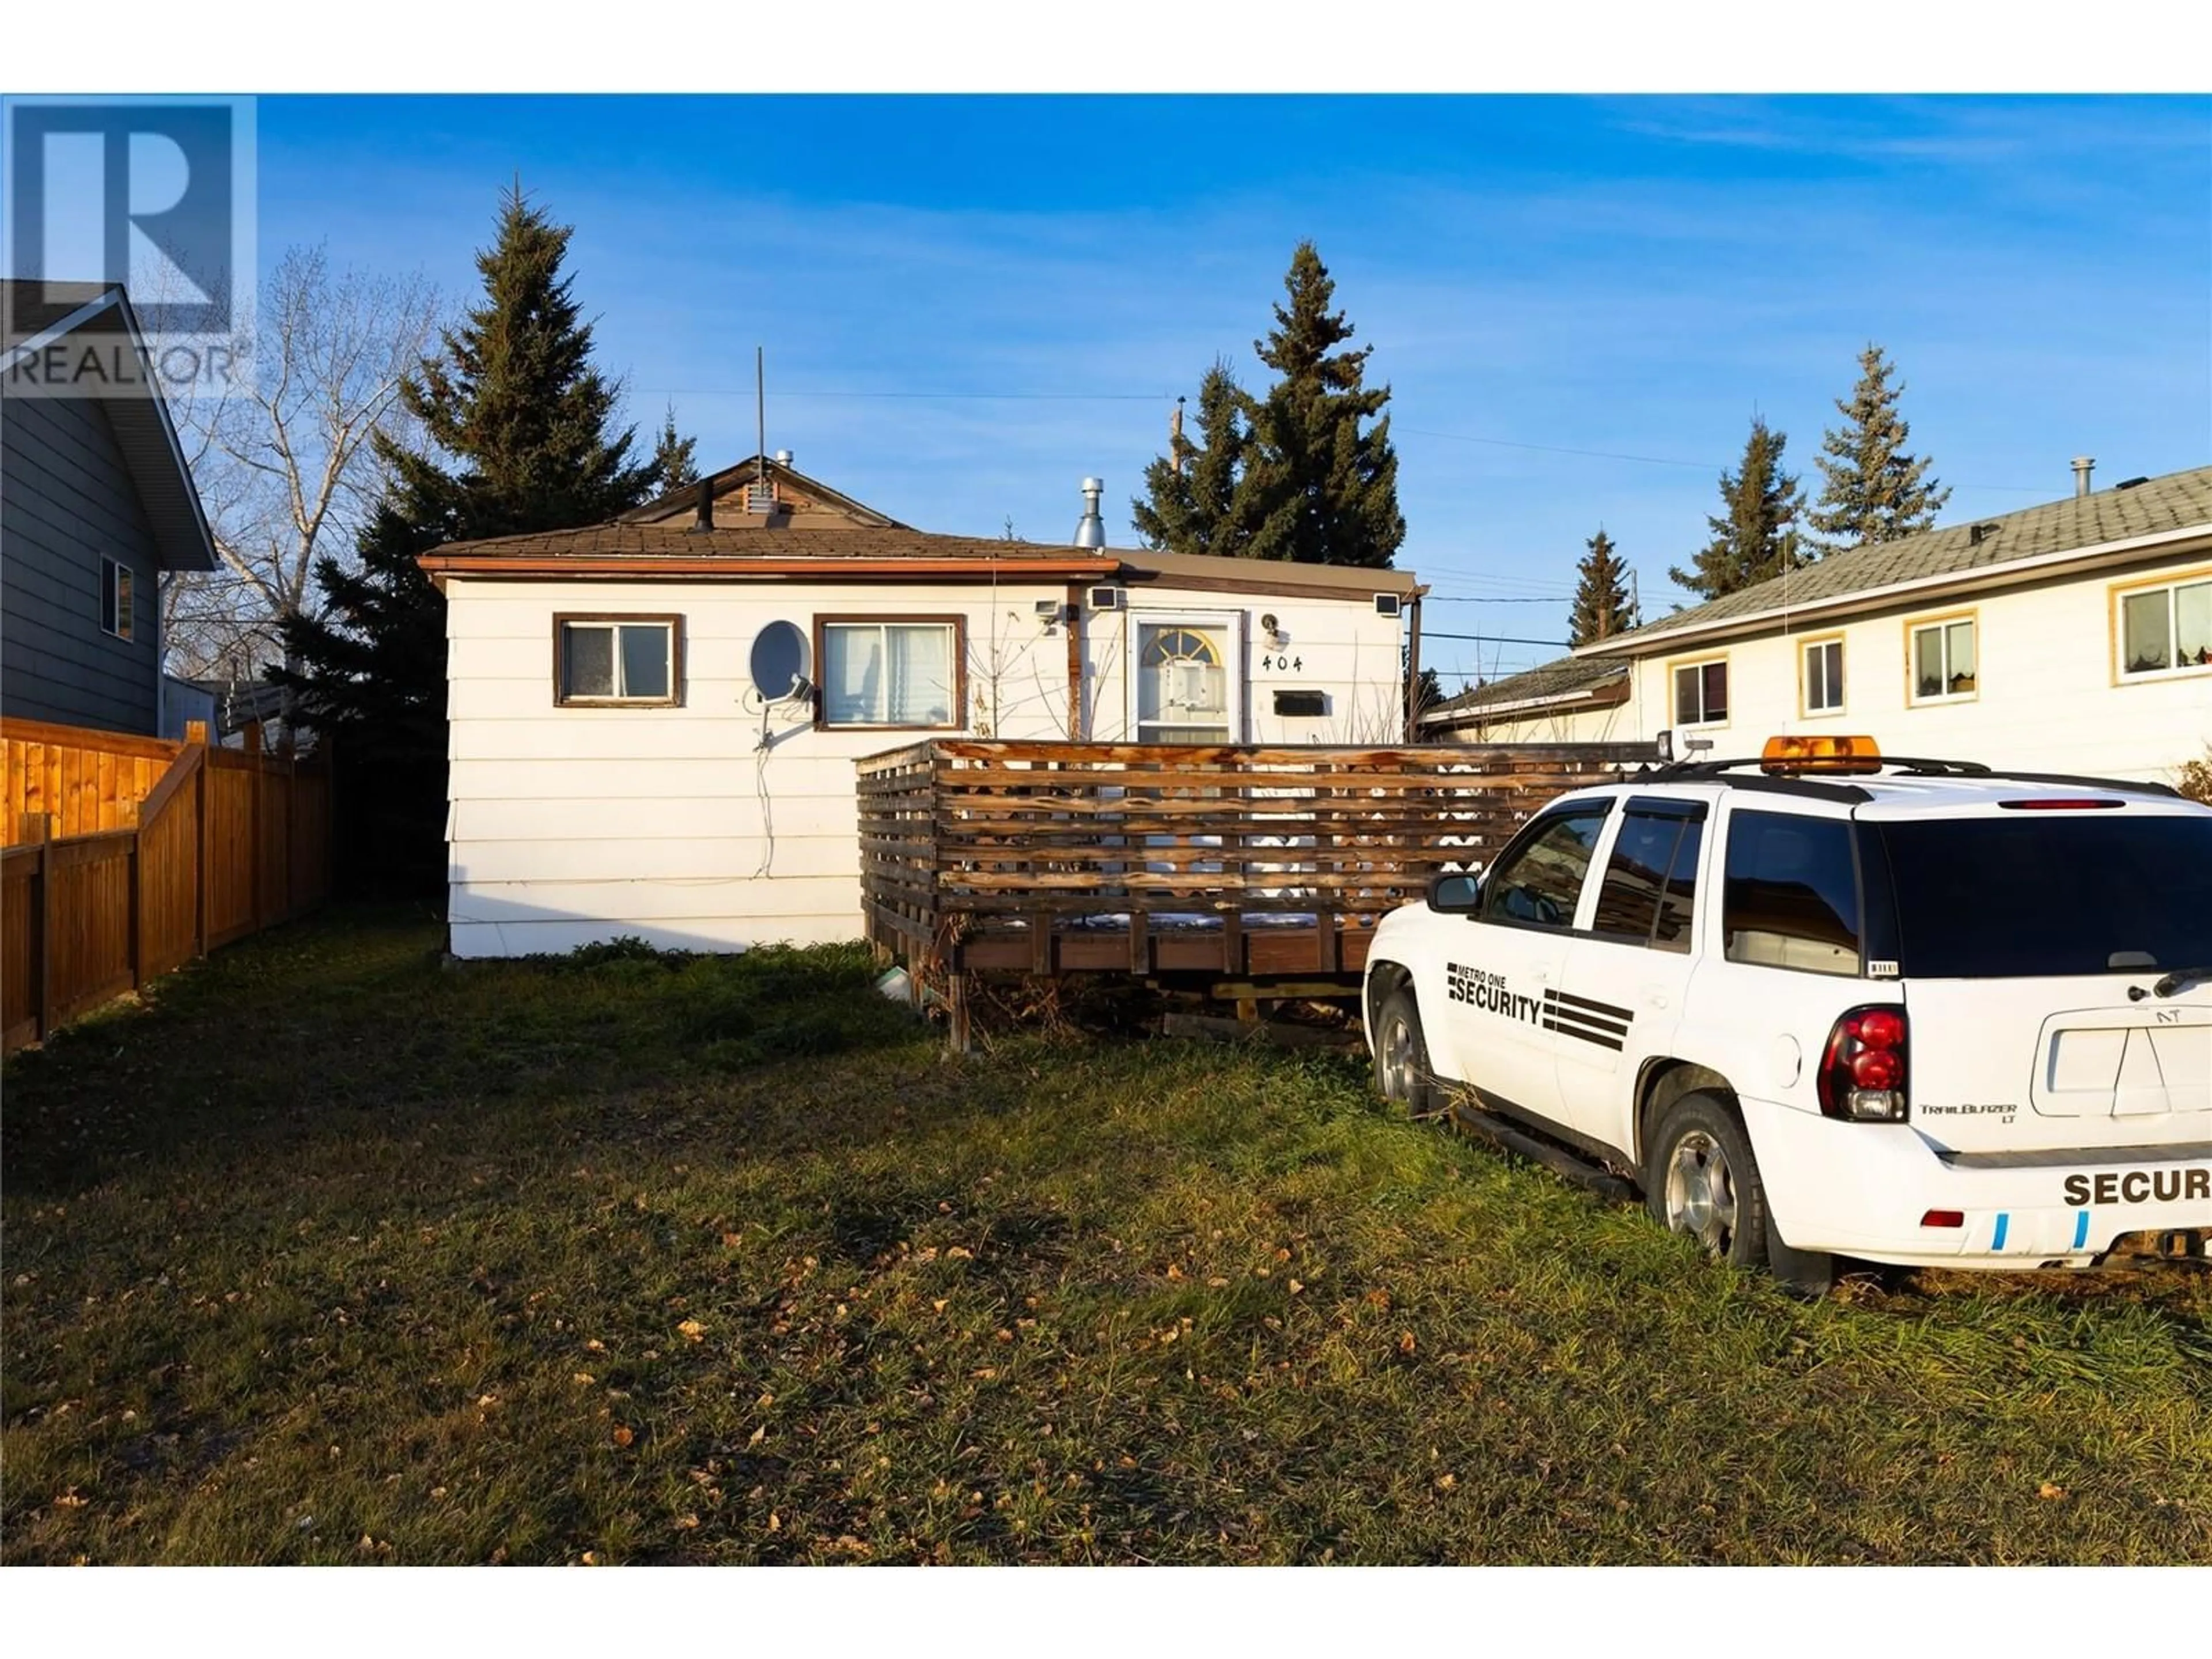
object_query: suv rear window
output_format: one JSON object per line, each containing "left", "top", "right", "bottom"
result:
{"left": 1722, "top": 810, "right": 1862, "bottom": 976}
{"left": 1875, "top": 813, "right": 2212, "bottom": 978}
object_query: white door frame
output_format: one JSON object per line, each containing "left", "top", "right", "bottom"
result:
{"left": 1126, "top": 609, "right": 1246, "bottom": 744}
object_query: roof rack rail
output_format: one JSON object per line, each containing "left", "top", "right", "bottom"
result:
{"left": 1648, "top": 755, "right": 2182, "bottom": 799}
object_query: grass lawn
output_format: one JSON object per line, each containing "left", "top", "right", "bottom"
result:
{"left": 3, "top": 908, "right": 2208, "bottom": 1566}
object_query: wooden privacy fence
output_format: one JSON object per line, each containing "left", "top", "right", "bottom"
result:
{"left": 2, "top": 717, "right": 331, "bottom": 1054}
{"left": 857, "top": 738, "right": 1657, "bottom": 1045}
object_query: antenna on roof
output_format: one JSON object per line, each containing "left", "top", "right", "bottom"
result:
{"left": 747, "top": 347, "right": 776, "bottom": 516}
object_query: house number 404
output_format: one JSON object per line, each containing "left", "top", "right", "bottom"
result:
{"left": 1260, "top": 654, "right": 1304, "bottom": 671}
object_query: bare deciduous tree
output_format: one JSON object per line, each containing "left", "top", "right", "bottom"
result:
{"left": 162, "top": 246, "right": 440, "bottom": 685}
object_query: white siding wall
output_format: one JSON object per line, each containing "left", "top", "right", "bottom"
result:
{"left": 1622, "top": 555, "right": 2212, "bottom": 782}
{"left": 444, "top": 576, "right": 1406, "bottom": 958}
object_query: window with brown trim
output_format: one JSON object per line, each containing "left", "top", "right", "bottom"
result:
{"left": 815, "top": 615, "right": 965, "bottom": 729}
{"left": 554, "top": 614, "right": 683, "bottom": 706}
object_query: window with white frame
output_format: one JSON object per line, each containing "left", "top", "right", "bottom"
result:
{"left": 1671, "top": 658, "right": 1728, "bottom": 726}
{"left": 2118, "top": 575, "right": 2211, "bottom": 677}
{"left": 555, "top": 615, "right": 680, "bottom": 706}
{"left": 1802, "top": 638, "right": 1844, "bottom": 714}
{"left": 100, "top": 557, "right": 135, "bottom": 641}
{"left": 819, "top": 618, "right": 961, "bottom": 728}
{"left": 1910, "top": 616, "right": 1976, "bottom": 702}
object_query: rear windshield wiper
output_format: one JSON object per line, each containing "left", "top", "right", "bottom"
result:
{"left": 2153, "top": 965, "right": 2212, "bottom": 998}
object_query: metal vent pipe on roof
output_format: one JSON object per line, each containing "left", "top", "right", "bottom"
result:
{"left": 1073, "top": 476, "right": 1107, "bottom": 548}
{"left": 774, "top": 449, "right": 793, "bottom": 465}
{"left": 2072, "top": 456, "right": 2095, "bottom": 497}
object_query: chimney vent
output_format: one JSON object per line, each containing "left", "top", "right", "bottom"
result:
{"left": 774, "top": 449, "right": 793, "bottom": 466}
{"left": 1073, "top": 476, "right": 1107, "bottom": 550}
{"left": 2071, "top": 456, "right": 2095, "bottom": 497}
{"left": 688, "top": 476, "right": 714, "bottom": 532}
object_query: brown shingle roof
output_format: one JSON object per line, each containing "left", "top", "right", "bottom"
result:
{"left": 1429, "top": 653, "right": 1628, "bottom": 715}
{"left": 425, "top": 524, "right": 1115, "bottom": 563}
{"left": 1595, "top": 464, "right": 2212, "bottom": 653}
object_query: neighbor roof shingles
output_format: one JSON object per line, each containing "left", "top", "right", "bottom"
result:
{"left": 422, "top": 524, "right": 1115, "bottom": 563}
{"left": 1599, "top": 464, "right": 2212, "bottom": 650}
{"left": 1430, "top": 653, "right": 1628, "bottom": 715}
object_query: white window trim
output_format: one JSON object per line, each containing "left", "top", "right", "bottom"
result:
{"left": 1907, "top": 615, "right": 1979, "bottom": 706}
{"left": 2114, "top": 573, "right": 2212, "bottom": 683}
{"left": 817, "top": 616, "right": 964, "bottom": 731}
{"left": 100, "top": 556, "right": 135, "bottom": 642}
{"left": 1668, "top": 655, "right": 1730, "bottom": 729}
{"left": 1126, "top": 610, "right": 1246, "bottom": 743}
{"left": 1800, "top": 635, "right": 1846, "bottom": 717}
{"left": 555, "top": 615, "right": 681, "bottom": 707}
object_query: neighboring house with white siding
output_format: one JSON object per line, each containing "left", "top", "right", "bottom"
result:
{"left": 1426, "top": 464, "right": 2211, "bottom": 784}
{"left": 1422, "top": 654, "right": 1631, "bottom": 744}
{"left": 2, "top": 282, "right": 219, "bottom": 736}
{"left": 421, "top": 456, "right": 1420, "bottom": 958}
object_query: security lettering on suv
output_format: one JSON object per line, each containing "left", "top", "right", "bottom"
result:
{"left": 1362, "top": 736, "right": 2212, "bottom": 1288}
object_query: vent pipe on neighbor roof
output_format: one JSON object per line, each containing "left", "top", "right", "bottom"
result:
{"left": 688, "top": 475, "right": 714, "bottom": 532}
{"left": 1073, "top": 476, "right": 1107, "bottom": 549}
{"left": 774, "top": 449, "right": 793, "bottom": 466}
{"left": 2072, "top": 456, "right": 2096, "bottom": 497}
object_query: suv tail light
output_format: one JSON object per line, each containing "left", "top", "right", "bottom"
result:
{"left": 1819, "top": 1005, "right": 1908, "bottom": 1122}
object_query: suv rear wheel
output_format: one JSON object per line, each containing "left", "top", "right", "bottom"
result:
{"left": 1645, "top": 1092, "right": 1834, "bottom": 1295}
{"left": 1372, "top": 986, "right": 1436, "bottom": 1117}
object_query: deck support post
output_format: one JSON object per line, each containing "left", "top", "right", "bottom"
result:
{"left": 946, "top": 969, "right": 971, "bottom": 1055}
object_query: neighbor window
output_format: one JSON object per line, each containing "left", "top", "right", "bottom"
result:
{"left": 1672, "top": 658, "right": 1728, "bottom": 726}
{"left": 100, "top": 557, "right": 134, "bottom": 641}
{"left": 1910, "top": 616, "right": 1976, "bottom": 702}
{"left": 819, "top": 617, "right": 962, "bottom": 729}
{"left": 555, "top": 615, "right": 680, "bottom": 706}
{"left": 1801, "top": 638, "right": 1844, "bottom": 714}
{"left": 2118, "top": 574, "right": 2212, "bottom": 677}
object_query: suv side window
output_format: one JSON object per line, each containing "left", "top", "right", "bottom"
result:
{"left": 1592, "top": 805, "right": 1705, "bottom": 951}
{"left": 1480, "top": 805, "right": 1610, "bottom": 931}
{"left": 1722, "top": 809, "right": 1862, "bottom": 975}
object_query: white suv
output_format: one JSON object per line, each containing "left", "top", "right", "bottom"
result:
{"left": 1362, "top": 737, "right": 2212, "bottom": 1290}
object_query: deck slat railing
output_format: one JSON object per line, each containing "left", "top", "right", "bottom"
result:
{"left": 857, "top": 739, "right": 1657, "bottom": 1042}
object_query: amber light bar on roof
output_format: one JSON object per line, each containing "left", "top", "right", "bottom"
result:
{"left": 1761, "top": 733, "right": 1884, "bottom": 775}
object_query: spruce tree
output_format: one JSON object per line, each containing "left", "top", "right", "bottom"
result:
{"left": 1131, "top": 361, "right": 1256, "bottom": 555}
{"left": 1668, "top": 416, "right": 1808, "bottom": 601}
{"left": 1242, "top": 243, "right": 1405, "bottom": 567}
{"left": 281, "top": 185, "right": 659, "bottom": 893}
{"left": 650, "top": 402, "right": 700, "bottom": 493}
{"left": 1809, "top": 343, "right": 1949, "bottom": 551}
{"left": 1569, "top": 527, "right": 1635, "bottom": 646}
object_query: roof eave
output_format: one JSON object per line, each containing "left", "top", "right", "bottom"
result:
{"left": 1579, "top": 522, "right": 2212, "bottom": 658}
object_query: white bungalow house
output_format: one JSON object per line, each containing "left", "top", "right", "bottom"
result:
{"left": 421, "top": 456, "right": 1423, "bottom": 957}
{"left": 1425, "top": 463, "right": 2212, "bottom": 785}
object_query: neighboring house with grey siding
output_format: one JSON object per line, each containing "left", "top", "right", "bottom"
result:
{"left": 1, "top": 281, "right": 218, "bottom": 736}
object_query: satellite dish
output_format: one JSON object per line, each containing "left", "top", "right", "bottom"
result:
{"left": 749, "top": 620, "right": 812, "bottom": 703}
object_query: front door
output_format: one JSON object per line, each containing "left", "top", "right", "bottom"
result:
{"left": 1130, "top": 613, "right": 1243, "bottom": 743}
{"left": 1440, "top": 800, "right": 1613, "bottom": 1130}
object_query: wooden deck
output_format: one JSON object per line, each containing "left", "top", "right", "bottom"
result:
{"left": 856, "top": 739, "right": 1657, "bottom": 1045}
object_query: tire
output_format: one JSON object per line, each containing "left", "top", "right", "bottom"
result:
{"left": 1371, "top": 985, "right": 1437, "bottom": 1117}
{"left": 1645, "top": 1091, "right": 1835, "bottom": 1296}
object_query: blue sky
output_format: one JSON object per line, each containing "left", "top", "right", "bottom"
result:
{"left": 255, "top": 94, "right": 2212, "bottom": 685}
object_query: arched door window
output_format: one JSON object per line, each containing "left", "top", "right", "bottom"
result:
{"left": 1135, "top": 620, "right": 1233, "bottom": 743}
